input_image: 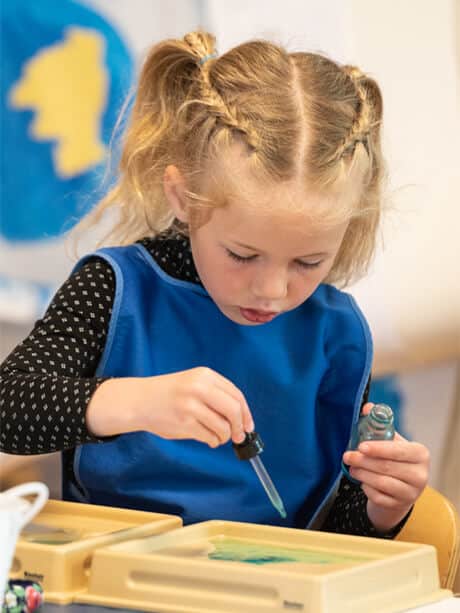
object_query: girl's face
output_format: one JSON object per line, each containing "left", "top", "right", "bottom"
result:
{"left": 188, "top": 199, "right": 348, "bottom": 325}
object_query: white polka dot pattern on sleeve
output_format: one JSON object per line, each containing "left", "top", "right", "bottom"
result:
{"left": 0, "top": 258, "right": 114, "bottom": 454}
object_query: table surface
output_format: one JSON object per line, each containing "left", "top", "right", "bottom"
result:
{"left": 44, "top": 596, "right": 460, "bottom": 613}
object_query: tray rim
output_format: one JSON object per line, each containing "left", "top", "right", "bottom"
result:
{"left": 91, "top": 519, "right": 440, "bottom": 579}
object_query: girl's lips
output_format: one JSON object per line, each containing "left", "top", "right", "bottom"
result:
{"left": 240, "top": 308, "right": 279, "bottom": 323}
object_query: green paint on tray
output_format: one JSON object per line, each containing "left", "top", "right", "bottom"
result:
{"left": 207, "top": 538, "right": 368, "bottom": 565}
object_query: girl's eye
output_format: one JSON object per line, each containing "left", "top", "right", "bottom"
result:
{"left": 225, "top": 248, "right": 322, "bottom": 269}
{"left": 226, "top": 249, "right": 257, "bottom": 263}
{"left": 296, "top": 260, "right": 322, "bottom": 269}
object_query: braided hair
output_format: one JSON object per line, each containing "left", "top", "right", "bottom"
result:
{"left": 76, "top": 30, "right": 386, "bottom": 286}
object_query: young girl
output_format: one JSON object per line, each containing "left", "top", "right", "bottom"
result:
{"left": 1, "top": 31, "right": 429, "bottom": 536}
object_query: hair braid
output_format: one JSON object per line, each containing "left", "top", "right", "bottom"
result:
{"left": 200, "top": 68, "right": 260, "bottom": 151}
{"left": 183, "top": 33, "right": 260, "bottom": 151}
{"left": 334, "top": 65, "right": 373, "bottom": 160}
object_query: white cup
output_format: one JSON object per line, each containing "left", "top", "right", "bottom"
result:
{"left": 0, "top": 482, "right": 49, "bottom": 604}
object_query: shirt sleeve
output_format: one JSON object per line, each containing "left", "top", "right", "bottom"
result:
{"left": 0, "top": 258, "right": 116, "bottom": 455}
{"left": 321, "top": 474, "right": 412, "bottom": 538}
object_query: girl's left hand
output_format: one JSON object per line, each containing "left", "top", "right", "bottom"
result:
{"left": 342, "top": 403, "right": 430, "bottom": 533}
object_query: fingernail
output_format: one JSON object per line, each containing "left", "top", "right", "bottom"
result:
{"left": 235, "top": 431, "right": 245, "bottom": 444}
{"left": 359, "top": 443, "right": 369, "bottom": 453}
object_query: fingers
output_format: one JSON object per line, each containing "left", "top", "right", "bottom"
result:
{"left": 192, "top": 419, "right": 223, "bottom": 449}
{"left": 344, "top": 452, "right": 428, "bottom": 489}
{"left": 150, "top": 368, "right": 255, "bottom": 448}
{"left": 212, "top": 371, "right": 255, "bottom": 433}
{"left": 352, "top": 440, "right": 430, "bottom": 465}
{"left": 170, "top": 396, "right": 233, "bottom": 447}
{"left": 360, "top": 402, "right": 373, "bottom": 416}
{"left": 351, "top": 468, "right": 421, "bottom": 505}
{"left": 191, "top": 368, "right": 254, "bottom": 437}
{"left": 199, "top": 384, "right": 246, "bottom": 444}
{"left": 361, "top": 483, "right": 419, "bottom": 511}
{"left": 343, "top": 438, "right": 430, "bottom": 511}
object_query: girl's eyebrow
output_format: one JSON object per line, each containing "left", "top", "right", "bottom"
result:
{"left": 231, "top": 240, "right": 328, "bottom": 258}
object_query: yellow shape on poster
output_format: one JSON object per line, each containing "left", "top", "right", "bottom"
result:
{"left": 9, "top": 27, "right": 108, "bottom": 178}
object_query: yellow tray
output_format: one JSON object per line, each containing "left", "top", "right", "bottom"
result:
{"left": 76, "top": 519, "right": 451, "bottom": 613}
{"left": 10, "top": 499, "right": 182, "bottom": 604}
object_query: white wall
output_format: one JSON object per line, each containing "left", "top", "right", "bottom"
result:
{"left": 344, "top": 0, "right": 460, "bottom": 507}
{"left": 346, "top": 0, "right": 460, "bottom": 374}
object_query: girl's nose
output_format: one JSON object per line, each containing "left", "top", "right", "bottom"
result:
{"left": 251, "top": 269, "right": 288, "bottom": 301}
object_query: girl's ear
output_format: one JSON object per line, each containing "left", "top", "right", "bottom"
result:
{"left": 163, "top": 165, "right": 189, "bottom": 223}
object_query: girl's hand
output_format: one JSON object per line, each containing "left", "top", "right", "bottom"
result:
{"left": 140, "top": 367, "right": 254, "bottom": 448}
{"left": 342, "top": 403, "right": 430, "bottom": 532}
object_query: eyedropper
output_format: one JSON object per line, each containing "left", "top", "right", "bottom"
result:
{"left": 233, "top": 432, "right": 287, "bottom": 519}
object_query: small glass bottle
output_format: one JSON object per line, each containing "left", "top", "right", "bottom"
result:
{"left": 342, "top": 403, "right": 395, "bottom": 483}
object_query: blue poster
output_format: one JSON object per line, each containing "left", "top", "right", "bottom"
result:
{"left": 1, "top": 0, "right": 134, "bottom": 242}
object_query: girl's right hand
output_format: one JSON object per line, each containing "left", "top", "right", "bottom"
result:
{"left": 139, "top": 367, "right": 254, "bottom": 447}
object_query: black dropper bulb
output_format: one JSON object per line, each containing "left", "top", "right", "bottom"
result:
{"left": 232, "top": 431, "right": 264, "bottom": 460}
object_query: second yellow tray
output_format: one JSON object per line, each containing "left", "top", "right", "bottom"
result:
{"left": 10, "top": 499, "right": 182, "bottom": 604}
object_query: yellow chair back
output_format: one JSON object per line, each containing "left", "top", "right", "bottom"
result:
{"left": 396, "top": 486, "right": 460, "bottom": 590}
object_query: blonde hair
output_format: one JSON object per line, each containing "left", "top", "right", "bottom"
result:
{"left": 75, "top": 31, "right": 386, "bottom": 286}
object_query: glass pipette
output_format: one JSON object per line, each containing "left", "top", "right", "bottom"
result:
{"left": 233, "top": 431, "right": 287, "bottom": 519}
{"left": 249, "top": 454, "right": 287, "bottom": 518}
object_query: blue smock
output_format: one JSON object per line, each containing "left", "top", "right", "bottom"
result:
{"left": 63, "top": 243, "right": 372, "bottom": 527}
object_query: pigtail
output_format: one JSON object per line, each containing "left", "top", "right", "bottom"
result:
{"left": 72, "top": 32, "right": 219, "bottom": 248}
{"left": 130, "top": 30, "right": 216, "bottom": 136}
{"left": 324, "top": 66, "right": 385, "bottom": 286}
{"left": 329, "top": 66, "right": 383, "bottom": 166}
{"left": 121, "top": 31, "right": 216, "bottom": 194}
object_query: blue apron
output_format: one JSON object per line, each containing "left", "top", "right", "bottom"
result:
{"left": 63, "top": 243, "right": 372, "bottom": 527}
